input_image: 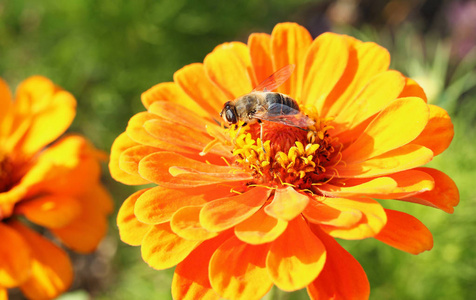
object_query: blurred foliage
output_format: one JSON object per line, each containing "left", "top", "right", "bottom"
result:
{"left": 1, "top": 0, "right": 475, "bottom": 299}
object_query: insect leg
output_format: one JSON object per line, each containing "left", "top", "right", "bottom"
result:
{"left": 258, "top": 120, "right": 265, "bottom": 153}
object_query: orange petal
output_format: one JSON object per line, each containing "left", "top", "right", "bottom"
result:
{"left": 15, "top": 77, "right": 76, "bottom": 156}
{"left": 109, "top": 132, "right": 150, "bottom": 185}
{"left": 209, "top": 236, "right": 272, "bottom": 300}
{"left": 322, "top": 39, "right": 390, "bottom": 118}
{"left": 204, "top": 42, "right": 254, "bottom": 99}
{"left": 319, "top": 177, "right": 398, "bottom": 197}
{"left": 341, "top": 97, "right": 430, "bottom": 163}
{"left": 15, "top": 195, "right": 81, "bottom": 228}
{"left": 119, "top": 145, "right": 160, "bottom": 178}
{"left": 172, "top": 234, "right": 231, "bottom": 300}
{"left": 398, "top": 77, "right": 427, "bottom": 101}
{"left": 336, "top": 144, "right": 434, "bottom": 178}
{"left": 319, "top": 169, "right": 435, "bottom": 199}
{"left": 134, "top": 185, "right": 232, "bottom": 225}
{"left": 412, "top": 104, "right": 454, "bottom": 156}
{"left": 303, "top": 197, "right": 363, "bottom": 228}
{"left": 141, "top": 222, "right": 200, "bottom": 270}
{"left": 333, "top": 70, "right": 406, "bottom": 130}
{"left": 234, "top": 207, "right": 288, "bottom": 245}
{"left": 264, "top": 187, "right": 309, "bottom": 221}
{"left": 302, "top": 33, "right": 349, "bottom": 108}
{"left": 319, "top": 197, "right": 387, "bottom": 240}
{"left": 248, "top": 33, "right": 273, "bottom": 84}
{"left": 138, "top": 151, "right": 252, "bottom": 188}
{"left": 0, "top": 223, "right": 31, "bottom": 287}
{"left": 271, "top": 22, "right": 312, "bottom": 97}
{"left": 125, "top": 112, "right": 168, "bottom": 149}
{"left": 307, "top": 225, "right": 370, "bottom": 300}
{"left": 200, "top": 187, "right": 270, "bottom": 232}
{"left": 0, "top": 288, "right": 7, "bottom": 300}
{"left": 148, "top": 100, "right": 216, "bottom": 128}
{"left": 15, "top": 135, "right": 101, "bottom": 198}
{"left": 375, "top": 209, "right": 433, "bottom": 254}
{"left": 143, "top": 118, "right": 221, "bottom": 155}
{"left": 10, "top": 221, "right": 73, "bottom": 300}
{"left": 51, "top": 191, "right": 108, "bottom": 253}
{"left": 171, "top": 206, "right": 219, "bottom": 241}
{"left": 141, "top": 81, "right": 209, "bottom": 118}
{"left": 399, "top": 167, "right": 459, "bottom": 213}
{"left": 266, "top": 216, "right": 326, "bottom": 291}
{"left": 174, "top": 63, "right": 228, "bottom": 116}
{"left": 117, "top": 189, "right": 152, "bottom": 246}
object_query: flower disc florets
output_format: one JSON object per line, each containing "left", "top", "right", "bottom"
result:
{"left": 227, "top": 107, "right": 340, "bottom": 191}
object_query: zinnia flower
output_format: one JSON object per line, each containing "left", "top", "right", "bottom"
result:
{"left": 0, "top": 76, "right": 112, "bottom": 299}
{"left": 110, "top": 22, "right": 459, "bottom": 299}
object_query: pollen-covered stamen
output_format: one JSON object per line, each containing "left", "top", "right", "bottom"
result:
{"left": 224, "top": 110, "right": 341, "bottom": 190}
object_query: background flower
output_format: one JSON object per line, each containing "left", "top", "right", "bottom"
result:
{"left": 0, "top": 77, "right": 112, "bottom": 299}
{"left": 110, "top": 23, "right": 458, "bottom": 299}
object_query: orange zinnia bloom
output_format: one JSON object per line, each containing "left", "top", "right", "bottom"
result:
{"left": 111, "top": 23, "right": 459, "bottom": 299}
{"left": 0, "top": 76, "right": 112, "bottom": 299}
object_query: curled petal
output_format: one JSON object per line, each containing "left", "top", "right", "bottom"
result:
{"left": 412, "top": 105, "right": 454, "bottom": 156}
{"left": 200, "top": 187, "right": 270, "bottom": 232}
{"left": 266, "top": 216, "right": 326, "bottom": 291}
{"left": 141, "top": 223, "right": 200, "bottom": 270}
{"left": 398, "top": 77, "right": 427, "bottom": 101}
{"left": 264, "top": 187, "right": 309, "bottom": 221}
{"left": 320, "top": 169, "right": 435, "bottom": 199}
{"left": 235, "top": 207, "right": 288, "bottom": 245}
{"left": 117, "top": 189, "right": 152, "bottom": 246}
{"left": 319, "top": 197, "right": 387, "bottom": 240}
{"left": 375, "top": 209, "right": 433, "bottom": 254}
{"left": 400, "top": 167, "right": 460, "bottom": 213}
{"left": 209, "top": 236, "right": 272, "bottom": 300}
{"left": 308, "top": 225, "right": 370, "bottom": 300}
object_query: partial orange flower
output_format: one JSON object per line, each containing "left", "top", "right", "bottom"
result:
{"left": 110, "top": 22, "right": 459, "bottom": 300}
{"left": 0, "top": 76, "right": 113, "bottom": 299}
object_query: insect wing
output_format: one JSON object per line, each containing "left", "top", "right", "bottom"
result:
{"left": 253, "top": 103, "right": 314, "bottom": 128}
{"left": 252, "top": 64, "right": 295, "bottom": 92}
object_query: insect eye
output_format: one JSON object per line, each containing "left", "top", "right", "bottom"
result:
{"left": 225, "top": 109, "right": 237, "bottom": 124}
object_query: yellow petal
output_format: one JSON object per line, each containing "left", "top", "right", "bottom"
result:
{"left": 341, "top": 97, "right": 430, "bottom": 163}
{"left": 235, "top": 207, "right": 288, "bottom": 245}
{"left": 141, "top": 222, "right": 200, "bottom": 270}
{"left": 264, "top": 187, "right": 309, "bottom": 221}
{"left": 209, "top": 236, "right": 272, "bottom": 300}
{"left": 266, "top": 216, "right": 326, "bottom": 291}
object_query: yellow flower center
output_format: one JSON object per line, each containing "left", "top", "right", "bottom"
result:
{"left": 219, "top": 106, "right": 341, "bottom": 192}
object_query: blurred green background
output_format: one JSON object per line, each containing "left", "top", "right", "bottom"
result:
{"left": 1, "top": 0, "right": 476, "bottom": 299}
